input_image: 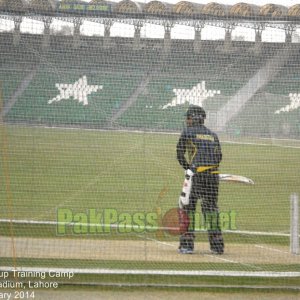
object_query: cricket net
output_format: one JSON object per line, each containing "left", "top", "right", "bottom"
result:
{"left": 0, "top": 0, "right": 300, "bottom": 289}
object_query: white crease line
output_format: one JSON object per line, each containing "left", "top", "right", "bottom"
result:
{"left": 203, "top": 254, "right": 262, "bottom": 270}
{"left": 3, "top": 266, "right": 298, "bottom": 277}
{"left": 136, "top": 235, "right": 175, "bottom": 248}
{"left": 255, "top": 245, "right": 291, "bottom": 255}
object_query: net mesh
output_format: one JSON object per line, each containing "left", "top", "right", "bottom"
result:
{"left": 0, "top": 0, "right": 300, "bottom": 288}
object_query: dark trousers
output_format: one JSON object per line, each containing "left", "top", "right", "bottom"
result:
{"left": 179, "top": 172, "right": 224, "bottom": 253}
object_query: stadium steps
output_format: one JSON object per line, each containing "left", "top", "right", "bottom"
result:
{"left": 108, "top": 68, "right": 160, "bottom": 126}
{"left": 0, "top": 65, "right": 39, "bottom": 118}
{"left": 215, "top": 44, "right": 300, "bottom": 131}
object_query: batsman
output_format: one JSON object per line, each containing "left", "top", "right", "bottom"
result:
{"left": 176, "top": 105, "right": 224, "bottom": 254}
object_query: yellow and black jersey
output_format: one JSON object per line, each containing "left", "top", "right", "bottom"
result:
{"left": 176, "top": 125, "right": 222, "bottom": 172}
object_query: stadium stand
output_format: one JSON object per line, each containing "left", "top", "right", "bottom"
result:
{"left": 0, "top": 16, "right": 298, "bottom": 137}
{"left": 1, "top": 34, "right": 274, "bottom": 131}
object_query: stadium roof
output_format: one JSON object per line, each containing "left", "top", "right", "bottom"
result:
{"left": 2, "top": 1, "right": 300, "bottom": 19}
{"left": 202, "top": 3, "right": 229, "bottom": 17}
{"left": 0, "top": 0, "right": 25, "bottom": 12}
{"left": 172, "top": 1, "right": 203, "bottom": 16}
{"left": 28, "top": 0, "right": 56, "bottom": 12}
{"left": 288, "top": 4, "right": 300, "bottom": 16}
{"left": 230, "top": 3, "right": 260, "bottom": 17}
{"left": 115, "top": 0, "right": 143, "bottom": 14}
{"left": 143, "top": 1, "right": 172, "bottom": 15}
{"left": 259, "top": 4, "right": 288, "bottom": 17}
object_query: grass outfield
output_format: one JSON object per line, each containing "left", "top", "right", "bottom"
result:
{"left": 1, "top": 124, "right": 300, "bottom": 286}
{"left": 0, "top": 125, "right": 300, "bottom": 239}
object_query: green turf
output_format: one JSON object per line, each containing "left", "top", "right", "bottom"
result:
{"left": 1, "top": 124, "right": 300, "bottom": 278}
{"left": 1, "top": 125, "right": 299, "bottom": 234}
{"left": 1, "top": 257, "right": 299, "bottom": 273}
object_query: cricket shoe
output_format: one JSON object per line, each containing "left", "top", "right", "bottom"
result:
{"left": 178, "top": 247, "right": 194, "bottom": 254}
{"left": 210, "top": 248, "right": 224, "bottom": 255}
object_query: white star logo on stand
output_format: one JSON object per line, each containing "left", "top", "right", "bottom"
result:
{"left": 275, "top": 93, "right": 300, "bottom": 114}
{"left": 162, "top": 81, "right": 220, "bottom": 109}
{"left": 48, "top": 75, "right": 103, "bottom": 106}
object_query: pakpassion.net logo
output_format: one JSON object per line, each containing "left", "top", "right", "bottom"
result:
{"left": 56, "top": 208, "right": 237, "bottom": 235}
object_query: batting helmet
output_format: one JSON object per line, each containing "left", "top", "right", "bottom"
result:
{"left": 185, "top": 105, "right": 206, "bottom": 124}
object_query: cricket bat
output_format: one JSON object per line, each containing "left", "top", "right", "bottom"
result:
{"left": 219, "top": 174, "right": 254, "bottom": 185}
